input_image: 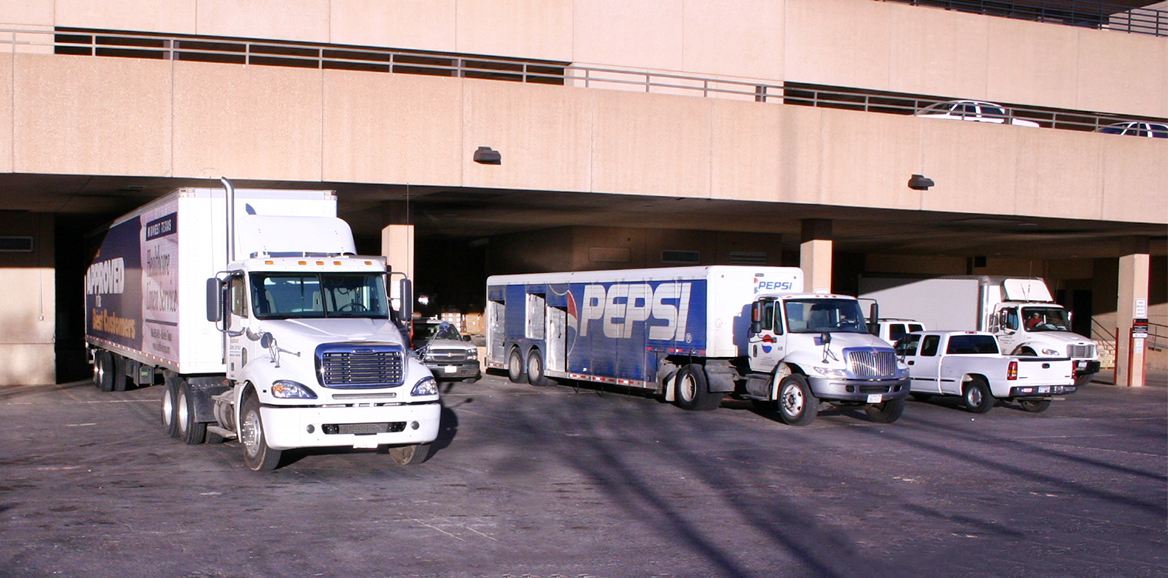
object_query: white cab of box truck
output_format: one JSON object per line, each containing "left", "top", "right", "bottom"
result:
{"left": 485, "top": 266, "right": 910, "bottom": 426}
{"left": 85, "top": 180, "right": 440, "bottom": 470}
{"left": 858, "top": 275, "right": 1100, "bottom": 387}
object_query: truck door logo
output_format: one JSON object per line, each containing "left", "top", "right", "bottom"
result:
{"left": 571, "top": 282, "right": 691, "bottom": 341}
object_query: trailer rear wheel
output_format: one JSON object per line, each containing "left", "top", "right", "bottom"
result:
{"left": 1018, "top": 398, "right": 1051, "bottom": 413}
{"left": 161, "top": 376, "right": 180, "bottom": 438}
{"left": 112, "top": 355, "right": 129, "bottom": 392}
{"left": 865, "top": 397, "right": 906, "bottom": 423}
{"left": 241, "top": 394, "right": 282, "bottom": 471}
{"left": 507, "top": 348, "right": 526, "bottom": 383}
{"left": 176, "top": 381, "right": 207, "bottom": 445}
{"left": 388, "top": 443, "right": 430, "bottom": 466}
{"left": 526, "top": 349, "right": 555, "bottom": 387}
{"left": 777, "top": 374, "right": 817, "bottom": 426}
{"left": 675, "top": 365, "right": 722, "bottom": 411}
{"left": 962, "top": 378, "right": 994, "bottom": 414}
{"left": 95, "top": 351, "right": 115, "bottom": 392}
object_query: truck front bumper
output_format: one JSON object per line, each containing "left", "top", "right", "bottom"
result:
{"left": 807, "top": 377, "right": 911, "bottom": 403}
{"left": 1009, "top": 384, "right": 1076, "bottom": 398}
{"left": 260, "top": 401, "right": 441, "bottom": 451}
{"left": 424, "top": 360, "right": 480, "bottom": 380}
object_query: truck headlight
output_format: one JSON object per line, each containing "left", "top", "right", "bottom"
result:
{"left": 411, "top": 376, "right": 438, "bottom": 397}
{"left": 1041, "top": 348, "right": 1060, "bottom": 356}
{"left": 271, "top": 380, "right": 317, "bottom": 399}
{"left": 466, "top": 349, "right": 477, "bottom": 360}
{"left": 812, "top": 366, "right": 848, "bottom": 378}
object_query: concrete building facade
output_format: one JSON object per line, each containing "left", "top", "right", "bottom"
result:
{"left": 0, "top": 0, "right": 1164, "bottom": 386}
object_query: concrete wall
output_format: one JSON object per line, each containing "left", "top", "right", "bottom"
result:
{"left": 1, "top": 0, "right": 1163, "bottom": 118}
{"left": 0, "top": 212, "right": 55, "bottom": 386}
{"left": 2, "top": 53, "right": 1163, "bottom": 225}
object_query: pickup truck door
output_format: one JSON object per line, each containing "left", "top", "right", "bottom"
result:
{"left": 904, "top": 334, "right": 943, "bottom": 394}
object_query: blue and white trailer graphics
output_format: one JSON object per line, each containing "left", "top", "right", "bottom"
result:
{"left": 85, "top": 183, "right": 440, "bottom": 470}
{"left": 486, "top": 266, "right": 910, "bottom": 425}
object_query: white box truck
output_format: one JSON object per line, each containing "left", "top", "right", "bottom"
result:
{"left": 858, "top": 275, "right": 1100, "bottom": 386}
{"left": 486, "top": 266, "right": 910, "bottom": 426}
{"left": 85, "top": 180, "right": 440, "bottom": 470}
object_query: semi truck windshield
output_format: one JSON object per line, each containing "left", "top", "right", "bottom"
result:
{"left": 784, "top": 299, "right": 868, "bottom": 333}
{"left": 250, "top": 273, "right": 389, "bottom": 320}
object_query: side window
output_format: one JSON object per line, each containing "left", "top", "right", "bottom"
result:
{"left": 229, "top": 275, "right": 247, "bottom": 318}
{"left": 909, "top": 323, "right": 924, "bottom": 333}
{"left": 759, "top": 300, "right": 774, "bottom": 331}
{"left": 920, "top": 335, "right": 941, "bottom": 357}
{"left": 1004, "top": 308, "right": 1019, "bottom": 330}
{"left": 895, "top": 334, "right": 920, "bottom": 357}
{"left": 888, "top": 323, "right": 907, "bottom": 342}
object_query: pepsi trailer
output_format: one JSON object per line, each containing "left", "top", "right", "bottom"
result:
{"left": 485, "top": 266, "right": 909, "bottom": 426}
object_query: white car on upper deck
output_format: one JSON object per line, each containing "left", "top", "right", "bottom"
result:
{"left": 915, "top": 99, "right": 1040, "bottom": 127}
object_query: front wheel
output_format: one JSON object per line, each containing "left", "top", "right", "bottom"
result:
{"left": 388, "top": 443, "right": 431, "bottom": 466}
{"left": 240, "top": 394, "right": 282, "bottom": 471}
{"left": 674, "top": 365, "right": 722, "bottom": 411}
{"left": 777, "top": 374, "right": 817, "bottom": 426}
{"left": 963, "top": 378, "right": 994, "bottom": 414}
{"left": 506, "top": 348, "right": 526, "bottom": 383}
{"left": 1018, "top": 398, "right": 1051, "bottom": 413}
{"left": 865, "top": 397, "right": 906, "bottom": 423}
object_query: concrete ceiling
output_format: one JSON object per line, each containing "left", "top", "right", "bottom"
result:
{"left": 1, "top": 174, "right": 1163, "bottom": 261}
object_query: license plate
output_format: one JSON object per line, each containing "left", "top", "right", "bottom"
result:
{"left": 867, "top": 394, "right": 883, "bottom": 403}
{"left": 1039, "top": 386, "right": 1050, "bottom": 394}
{"left": 444, "top": 365, "right": 456, "bottom": 374}
{"left": 352, "top": 437, "right": 378, "bottom": 449}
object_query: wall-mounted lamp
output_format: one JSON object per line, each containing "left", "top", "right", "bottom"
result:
{"left": 473, "top": 146, "right": 501, "bottom": 165}
{"left": 908, "top": 174, "right": 934, "bottom": 191}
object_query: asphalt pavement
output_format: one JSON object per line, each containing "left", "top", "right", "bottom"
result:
{"left": 1, "top": 370, "right": 1165, "bottom": 578}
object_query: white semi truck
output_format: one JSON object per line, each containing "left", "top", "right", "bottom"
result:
{"left": 859, "top": 275, "right": 1100, "bottom": 386}
{"left": 85, "top": 180, "right": 441, "bottom": 470}
{"left": 486, "top": 266, "right": 910, "bottom": 426}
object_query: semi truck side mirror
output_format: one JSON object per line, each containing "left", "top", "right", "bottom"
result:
{"left": 750, "top": 302, "right": 761, "bottom": 334}
{"left": 206, "top": 278, "right": 222, "bottom": 322}
{"left": 398, "top": 278, "right": 413, "bottom": 323}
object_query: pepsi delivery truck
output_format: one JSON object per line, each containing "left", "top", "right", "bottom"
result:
{"left": 485, "top": 266, "right": 909, "bottom": 426}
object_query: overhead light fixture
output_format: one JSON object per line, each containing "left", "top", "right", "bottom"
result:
{"left": 473, "top": 146, "right": 501, "bottom": 165}
{"left": 908, "top": 174, "right": 934, "bottom": 191}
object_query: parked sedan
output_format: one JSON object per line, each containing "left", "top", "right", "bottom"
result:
{"left": 915, "top": 99, "right": 1040, "bottom": 127}
{"left": 1095, "top": 121, "right": 1168, "bottom": 139}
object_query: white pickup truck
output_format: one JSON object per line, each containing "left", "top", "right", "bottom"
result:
{"left": 895, "top": 331, "right": 1075, "bottom": 413}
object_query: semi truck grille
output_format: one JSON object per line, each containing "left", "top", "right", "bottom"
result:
{"left": 1068, "top": 344, "right": 1095, "bottom": 358}
{"left": 317, "top": 344, "right": 405, "bottom": 388}
{"left": 846, "top": 349, "right": 898, "bottom": 378}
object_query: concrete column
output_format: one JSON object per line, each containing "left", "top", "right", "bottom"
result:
{"left": 382, "top": 223, "right": 414, "bottom": 298}
{"left": 1115, "top": 237, "right": 1150, "bottom": 388}
{"left": 800, "top": 219, "right": 833, "bottom": 293}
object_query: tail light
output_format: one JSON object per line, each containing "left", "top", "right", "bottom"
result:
{"left": 1007, "top": 361, "right": 1018, "bottom": 381}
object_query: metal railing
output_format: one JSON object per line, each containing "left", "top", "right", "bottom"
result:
{"left": 0, "top": 27, "right": 1165, "bottom": 136}
{"left": 1146, "top": 321, "right": 1167, "bottom": 352}
{"left": 881, "top": 0, "right": 1168, "bottom": 37}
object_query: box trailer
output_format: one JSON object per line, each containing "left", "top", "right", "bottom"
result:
{"left": 486, "top": 266, "right": 909, "bottom": 426}
{"left": 858, "top": 275, "right": 1100, "bottom": 386}
{"left": 85, "top": 180, "right": 440, "bottom": 470}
